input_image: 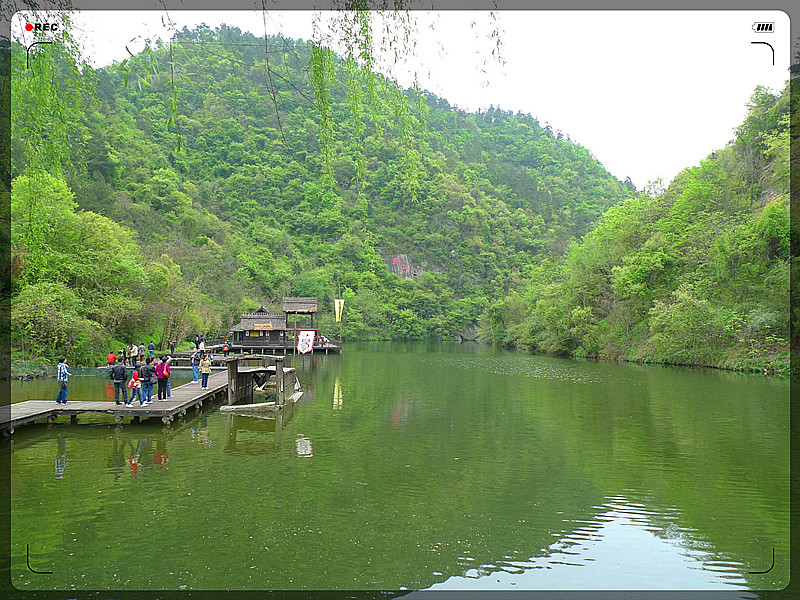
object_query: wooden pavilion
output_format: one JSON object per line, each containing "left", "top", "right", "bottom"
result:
{"left": 228, "top": 298, "right": 340, "bottom": 353}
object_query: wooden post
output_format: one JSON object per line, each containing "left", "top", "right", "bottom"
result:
{"left": 227, "top": 357, "right": 238, "bottom": 405}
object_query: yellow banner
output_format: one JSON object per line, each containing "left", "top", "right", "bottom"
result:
{"left": 334, "top": 298, "right": 345, "bottom": 322}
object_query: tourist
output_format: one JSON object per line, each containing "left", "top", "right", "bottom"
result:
{"left": 223, "top": 341, "right": 229, "bottom": 357}
{"left": 139, "top": 357, "right": 156, "bottom": 405}
{"left": 169, "top": 340, "right": 175, "bottom": 357}
{"left": 56, "top": 356, "right": 72, "bottom": 405}
{"left": 165, "top": 355, "right": 174, "bottom": 398}
{"left": 190, "top": 348, "right": 201, "bottom": 383}
{"left": 156, "top": 355, "right": 171, "bottom": 401}
{"left": 120, "top": 346, "right": 127, "bottom": 366}
{"left": 194, "top": 334, "right": 200, "bottom": 349}
{"left": 128, "top": 365, "right": 143, "bottom": 406}
{"left": 109, "top": 357, "right": 128, "bottom": 405}
{"left": 199, "top": 353, "right": 212, "bottom": 389}
{"left": 138, "top": 343, "right": 146, "bottom": 366}
{"left": 148, "top": 341, "right": 156, "bottom": 359}
{"left": 130, "top": 343, "right": 138, "bottom": 367}
{"left": 106, "top": 350, "right": 117, "bottom": 366}
{"left": 199, "top": 337, "right": 205, "bottom": 352}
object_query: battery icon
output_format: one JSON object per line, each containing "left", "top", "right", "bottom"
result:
{"left": 752, "top": 22, "right": 774, "bottom": 33}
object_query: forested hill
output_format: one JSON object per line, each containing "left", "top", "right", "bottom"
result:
{"left": 11, "top": 25, "right": 637, "bottom": 364}
{"left": 481, "top": 84, "right": 792, "bottom": 374}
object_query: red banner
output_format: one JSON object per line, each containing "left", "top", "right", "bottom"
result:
{"left": 297, "top": 330, "right": 316, "bottom": 354}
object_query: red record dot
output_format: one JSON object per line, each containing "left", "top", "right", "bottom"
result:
{"left": 25, "top": 23, "right": 33, "bottom": 31}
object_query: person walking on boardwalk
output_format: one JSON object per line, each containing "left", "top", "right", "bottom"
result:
{"left": 194, "top": 334, "right": 200, "bottom": 349}
{"left": 148, "top": 341, "right": 156, "bottom": 359}
{"left": 130, "top": 343, "right": 139, "bottom": 367}
{"left": 139, "top": 358, "right": 156, "bottom": 405}
{"left": 120, "top": 346, "right": 127, "bottom": 366}
{"left": 110, "top": 357, "right": 128, "bottom": 405}
{"left": 128, "top": 365, "right": 143, "bottom": 406}
{"left": 199, "top": 353, "right": 212, "bottom": 389}
{"left": 156, "top": 355, "right": 171, "bottom": 401}
{"left": 138, "top": 343, "right": 146, "bottom": 364}
{"left": 190, "top": 348, "right": 201, "bottom": 383}
{"left": 169, "top": 340, "right": 175, "bottom": 357}
{"left": 56, "top": 356, "right": 72, "bottom": 404}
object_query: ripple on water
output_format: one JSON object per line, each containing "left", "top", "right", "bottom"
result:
{"left": 422, "top": 353, "right": 644, "bottom": 387}
{"left": 430, "top": 496, "right": 753, "bottom": 591}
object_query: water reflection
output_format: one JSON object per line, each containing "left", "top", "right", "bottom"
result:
{"left": 390, "top": 399, "right": 411, "bottom": 428}
{"left": 295, "top": 435, "right": 313, "bottom": 457}
{"left": 428, "top": 496, "right": 751, "bottom": 591}
{"left": 125, "top": 439, "right": 164, "bottom": 481}
{"left": 54, "top": 437, "right": 66, "bottom": 479}
{"left": 333, "top": 376, "right": 343, "bottom": 410}
{"left": 8, "top": 343, "right": 790, "bottom": 592}
{"left": 102, "top": 438, "right": 171, "bottom": 481}
{"left": 190, "top": 415, "right": 212, "bottom": 448}
{"left": 107, "top": 439, "right": 127, "bottom": 482}
{"left": 223, "top": 403, "right": 295, "bottom": 456}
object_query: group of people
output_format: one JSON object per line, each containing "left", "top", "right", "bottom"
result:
{"left": 193, "top": 334, "right": 231, "bottom": 358}
{"left": 57, "top": 354, "right": 215, "bottom": 405}
{"left": 108, "top": 355, "right": 173, "bottom": 406}
{"left": 190, "top": 349, "right": 214, "bottom": 389}
{"left": 107, "top": 341, "right": 173, "bottom": 367}
{"left": 56, "top": 334, "right": 221, "bottom": 405}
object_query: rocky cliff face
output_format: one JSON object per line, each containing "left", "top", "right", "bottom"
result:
{"left": 458, "top": 325, "right": 479, "bottom": 342}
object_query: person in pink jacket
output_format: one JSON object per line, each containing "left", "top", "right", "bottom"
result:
{"left": 155, "top": 355, "right": 171, "bottom": 401}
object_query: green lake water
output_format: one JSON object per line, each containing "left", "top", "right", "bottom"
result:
{"left": 6, "top": 343, "right": 790, "bottom": 593}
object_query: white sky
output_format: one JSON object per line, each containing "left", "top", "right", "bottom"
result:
{"left": 13, "top": 9, "right": 791, "bottom": 190}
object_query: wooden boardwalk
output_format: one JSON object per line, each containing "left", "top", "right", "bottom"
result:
{"left": 2, "top": 371, "right": 229, "bottom": 435}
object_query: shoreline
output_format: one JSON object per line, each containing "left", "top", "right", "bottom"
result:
{"left": 8, "top": 342, "right": 793, "bottom": 380}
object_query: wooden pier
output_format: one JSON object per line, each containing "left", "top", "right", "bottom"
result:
{"left": 3, "top": 355, "right": 297, "bottom": 436}
{"left": 2, "top": 371, "right": 229, "bottom": 435}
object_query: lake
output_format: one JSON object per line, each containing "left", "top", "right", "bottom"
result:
{"left": 6, "top": 343, "right": 790, "bottom": 593}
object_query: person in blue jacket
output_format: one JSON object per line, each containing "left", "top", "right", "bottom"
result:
{"left": 190, "top": 349, "right": 201, "bottom": 383}
{"left": 56, "top": 356, "right": 72, "bottom": 404}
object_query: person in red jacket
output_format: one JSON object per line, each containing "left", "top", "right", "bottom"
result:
{"left": 128, "top": 366, "right": 144, "bottom": 406}
{"left": 106, "top": 351, "right": 117, "bottom": 366}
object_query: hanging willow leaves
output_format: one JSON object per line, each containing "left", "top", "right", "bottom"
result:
{"left": 10, "top": 10, "right": 98, "bottom": 299}
{"left": 11, "top": 12, "right": 93, "bottom": 178}
{"left": 309, "top": 43, "right": 335, "bottom": 169}
{"left": 311, "top": 4, "right": 428, "bottom": 202}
